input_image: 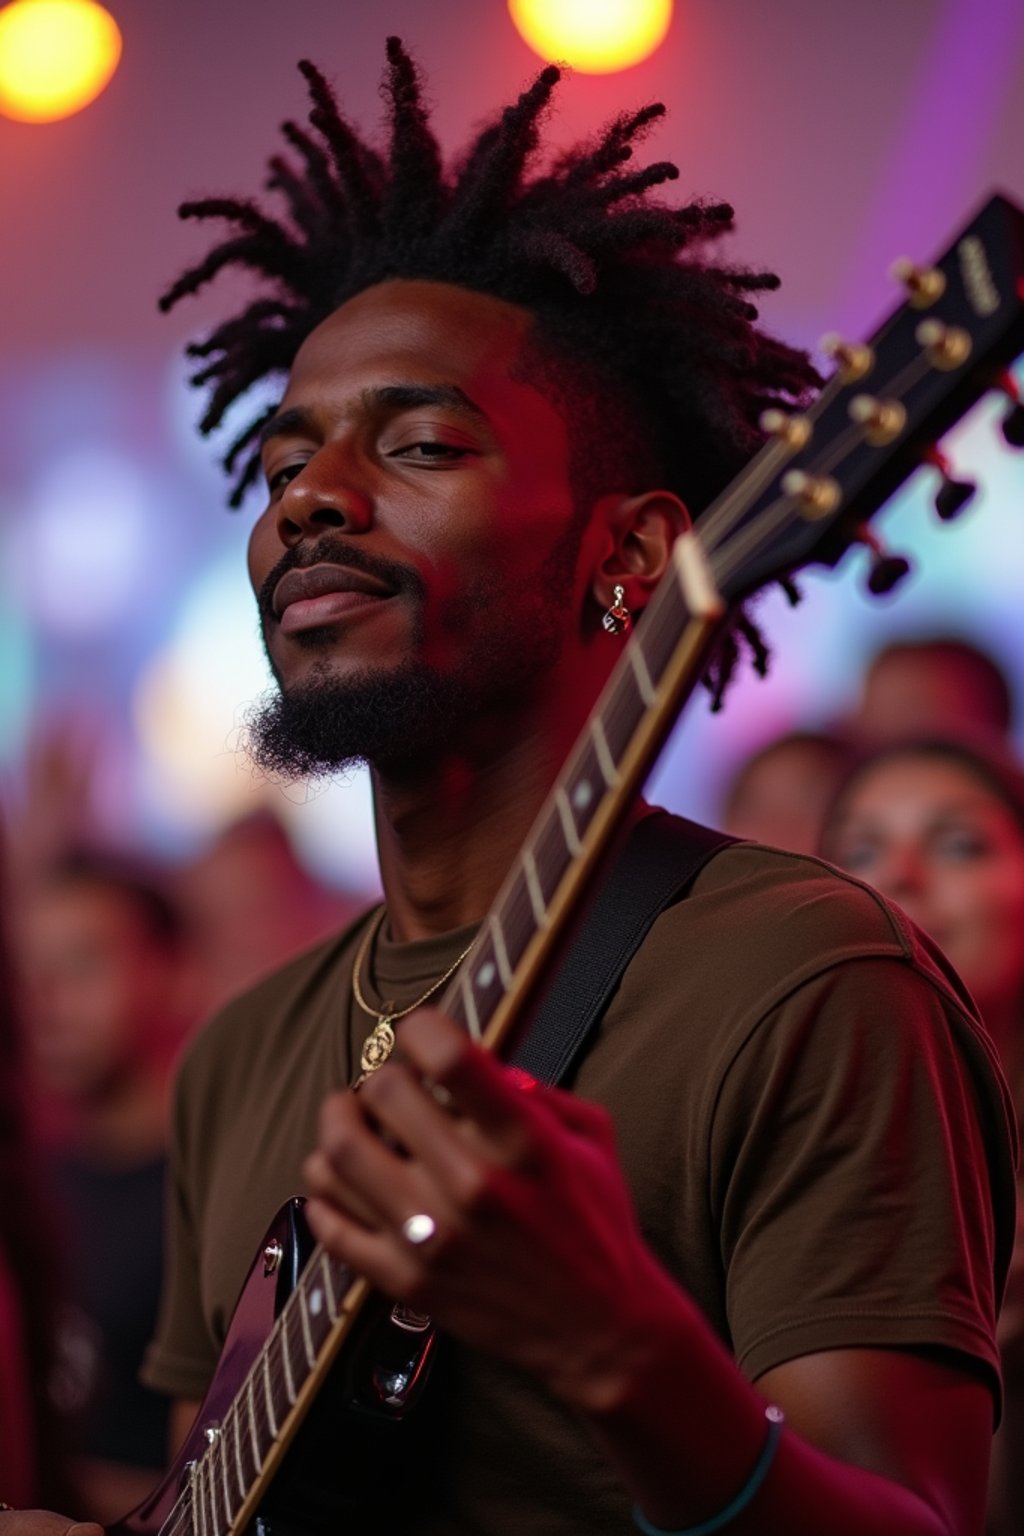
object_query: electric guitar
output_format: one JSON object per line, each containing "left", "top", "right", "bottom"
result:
{"left": 111, "top": 191, "right": 1024, "bottom": 1536}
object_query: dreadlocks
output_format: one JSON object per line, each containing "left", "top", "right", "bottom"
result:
{"left": 162, "top": 37, "right": 820, "bottom": 703}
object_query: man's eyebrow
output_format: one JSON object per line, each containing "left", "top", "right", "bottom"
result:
{"left": 363, "top": 383, "right": 489, "bottom": 424}
{"left": 259, "top": 406, "right": 310, "bottom": 451}
{"left": 258, "top": 384, "right": 490, "bottom": 455}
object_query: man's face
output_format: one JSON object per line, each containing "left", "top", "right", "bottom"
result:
{"left": 246, "top": 280, "right": 596, "bottom": 776}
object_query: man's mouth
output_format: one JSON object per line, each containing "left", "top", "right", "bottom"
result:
{"left": 272, "top": 563, "right": 397, "bottom": 634}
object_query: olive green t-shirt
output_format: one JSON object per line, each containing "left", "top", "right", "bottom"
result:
{"left": 143, "top": 834, "right": 1016, "bottom": 1533}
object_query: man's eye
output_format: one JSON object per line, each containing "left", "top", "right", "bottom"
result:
{"left": 266, "top": 463, "right": 305, "bottom": 494}
{"left": 393, "top": 441, "right": 470, "bottom": 460}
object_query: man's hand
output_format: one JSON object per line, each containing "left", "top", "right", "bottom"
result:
{"left": 303, "top": 1006, "right": 672, "bottom": 1410}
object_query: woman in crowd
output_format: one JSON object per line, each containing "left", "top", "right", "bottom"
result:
{"left": 822, "top": 737, "right": 1024, "bottom": 1536}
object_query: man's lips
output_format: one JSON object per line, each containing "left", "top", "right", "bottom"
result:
{"left": 272, "top": 563, "right": 397, "bottom": 634}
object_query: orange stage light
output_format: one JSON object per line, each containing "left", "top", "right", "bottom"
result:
{"left": 0, "top": 0, "right": 121, "bottom": 123}
{"left": 508, "top": 0, "right": 672, "bottom": 74}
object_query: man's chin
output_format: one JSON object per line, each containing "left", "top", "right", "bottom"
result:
{"left": 242, "top": 663, "right": 469, "bottom": 784}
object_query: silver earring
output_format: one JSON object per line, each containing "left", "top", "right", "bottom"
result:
{"left": 602, "top": 584, "right": 632, "bottom": 636}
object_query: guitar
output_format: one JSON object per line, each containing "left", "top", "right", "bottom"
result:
{"left": 111, "top": 191, "right": 1024, "bottom": 1536}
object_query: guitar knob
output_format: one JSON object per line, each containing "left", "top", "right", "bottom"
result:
{"left": 848, "top": 394, "right": 907, "bottom": 445}
{"left": 915, "top": 318, "right": 972, "bottom": 371}
{"left": 890, "top": 257, "right": 946, "bottom": 307}
{"left": 781, "top": 468, "right": 841, "bottom": 519}
{"left": 854, "top": 524, "right": 913, "bottom": 595}
{"left": 759, "top": 407, "right": 812, "bottom": 450}
{"left": 921, "top": 447, "right": 977, "bottom": 520}
{"left": 997, "top": 372, "right": 1024, "bottom": 448}
{"left": 819, "top": 333, "right": 874, "bottom": 383}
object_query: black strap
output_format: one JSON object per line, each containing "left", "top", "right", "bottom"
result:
{"left": 512, "top": 811, "right": 735, "bottom": 1086}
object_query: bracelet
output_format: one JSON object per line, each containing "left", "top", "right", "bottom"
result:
{"left": 632, "top": 1403, "right": 785, "bottom": 1536}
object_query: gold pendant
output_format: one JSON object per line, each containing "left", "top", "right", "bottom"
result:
{"left": 360, "top": 1016, "right": 396, "bottom": 1075}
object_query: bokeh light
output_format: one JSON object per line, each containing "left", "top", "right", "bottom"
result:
{"left": 508, "top": 0, "right": 672, "bottom": 74}
{"left": 0, "top": 0, "right": 121, "bottom": 123}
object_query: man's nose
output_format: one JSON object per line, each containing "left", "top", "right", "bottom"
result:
{"left": 275, "top": 445, "right": 373, "bottom": 546}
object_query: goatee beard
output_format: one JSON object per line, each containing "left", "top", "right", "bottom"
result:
{"left": 243, "top": 659, "right": 486, "bottom": 782}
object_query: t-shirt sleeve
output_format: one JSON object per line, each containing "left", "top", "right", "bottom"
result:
{"left": 140, "top": 1046, "right": 221, "bottom": 1400}
{"left": 709, "top": 955, "right": 1014, "bottom": 1405}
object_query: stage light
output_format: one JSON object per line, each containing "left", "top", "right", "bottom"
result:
{"left": 0, "top": 0, "right": 121, "bottom": 123}
{"left": 508, "top": 0, "right": 672, "bottom": 74}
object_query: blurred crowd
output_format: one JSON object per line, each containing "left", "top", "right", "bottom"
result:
{"left": 0, "top": 785, "right": 363, "bottom": 1521}
{"left": 1, "top": 630, "right": 1023, "bottom": 1531}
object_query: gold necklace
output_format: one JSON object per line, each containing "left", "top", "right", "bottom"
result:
{"left": 352, "top": 906, "right": 475, "bottom": 1079}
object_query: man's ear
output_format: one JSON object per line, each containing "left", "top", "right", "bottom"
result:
{"left": 589, "top": 490, "right": 691, "bottom": 617}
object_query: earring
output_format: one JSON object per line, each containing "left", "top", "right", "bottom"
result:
{"left": 602, "top": 584, "right": 632, "bottom": 636}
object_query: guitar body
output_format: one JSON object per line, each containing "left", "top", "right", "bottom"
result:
{"left": 110, "top": 1199, "right": 444, "bottom": 1536}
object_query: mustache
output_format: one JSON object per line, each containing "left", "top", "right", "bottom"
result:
{"left": 256, "top": 537, "right": 426, "bottom": 627}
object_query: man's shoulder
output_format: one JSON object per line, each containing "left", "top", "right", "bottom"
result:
{"left": 653, "top": 815, "right": 975, "bottom": 1013}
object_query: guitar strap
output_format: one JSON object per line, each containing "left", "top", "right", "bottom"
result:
{"left": 511, "top": 809, "right": 736, "bottom": 1086}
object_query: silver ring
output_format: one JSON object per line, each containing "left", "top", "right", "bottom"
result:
{"left": 401, "top": 1213, "right": 437, "bottom": 1246}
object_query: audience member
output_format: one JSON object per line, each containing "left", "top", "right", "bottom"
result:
{"left": 180, "top": 808, "right": 364, "bottom": 1010}
{"left": 0, "top": 839, "right": 74, "bottom": 1509}
{"left": 850, "top": 636, "right": 1015, "bottom": 746}
{"left": 721, "top": 730, "right": 854, "bottom": 854}
{"left": 821, "top": 738, "right": 1024, "bottom": 1536}
{"left": 19, "top": 853, "right": 193, "bottom": 1523}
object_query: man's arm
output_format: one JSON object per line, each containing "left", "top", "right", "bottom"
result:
{"left": 304, "top": 1006, "right": 998, "bottom": 1536}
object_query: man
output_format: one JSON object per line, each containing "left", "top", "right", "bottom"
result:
{"left": 6, "top": 40, "right": 1015, "bottom": 1536}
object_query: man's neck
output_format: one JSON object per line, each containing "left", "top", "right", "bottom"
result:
{"left": 371, "top": 696, "right": 595, "bottom": 942}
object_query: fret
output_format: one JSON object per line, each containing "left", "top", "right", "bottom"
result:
{"left": 530, "top": 804, "right": 572, "bottom": 905}
{"left": 280, "top": 1306, "right": 297, "bottom": 1404}
{"left": 319, "top": 1251, "right": 339, "bottom": 1323}
{"left": 198, "top": 1452, "right": 215, "bottom": 1536}
{"left": 246, "top": 1373, "right": 263, "bottom": 1469}
{"left": 556, "top": 786, "right": 583, "bottom": 855}
{"left": 563, "top": 735, "right": 604, "bottom": 841}
{"left": 589, "top": 715, "right": 619, "bottom": 788}
{"left": 629, "top": 640, "right": 657, "bottom": 705}
{"left": 231, "top": 1402, "right": 247, "bottom": 1502}
{"left": 494, "top": 867, "right": 536, "bottom": 972}
{"left": 469, "top": 937, "right": 506, "bottom": 1020}
{"left": 304, "top": 1273, "right": 333, "bottom": 1354}
{"left": 488, "top": 912, "right": 513, "bottom": 989}
{"left": 645, "top": 565, "right": 694, "bottom": 679}
{"left": 459, "top": 965, "right": 482, "bottom": 1040}
{"left": 522, "top": 845, "right": 548, "bottom": 927}
{"left": 189, "top": 1460, "right": 206, "bottom": 1536}
{"left": 217, "top": 1429, "right": 235, "bottom": 1530}
{"left": 601, "top": 666, "right": 645, "bottom": 766}
{"left": 261, "top": 1348, "right": 278, "bottom": 1437}
{"left": 298, "top": 1285, "right": 317, "bottom": 1367}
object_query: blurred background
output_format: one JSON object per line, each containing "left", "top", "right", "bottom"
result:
{"left": 1, "top": 0, "right": 1023, "bottom": 887}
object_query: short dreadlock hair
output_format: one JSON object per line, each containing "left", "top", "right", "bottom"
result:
{"left": 162, "top": 38, "right": 819, "bottom": 703}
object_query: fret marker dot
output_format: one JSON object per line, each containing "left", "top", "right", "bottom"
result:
{"left": 310, "top": 1288, "right": 323, "bottom": 1316}
{"left": 572, "top": 780, "right": 593, "bottom": 810}
{"left": 477, "top": 961, "right": 496, "bottom": 988}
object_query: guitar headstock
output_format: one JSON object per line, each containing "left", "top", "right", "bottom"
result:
{"left": 705, "top": 192, "right": 1024, "bottom": 605}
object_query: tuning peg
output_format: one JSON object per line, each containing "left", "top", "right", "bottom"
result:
{"left": 819, "top": 333, "right": 874, "bottom": 383}
{"left": 890, "top": 257, "right": 946, "bottom": 308}
{"left": 996, "top": 372, "right": 1024, "bottom": 448}
{"left": 921, "top": 447, "right": 977, "bottom": 520}
{"left": 759, "top": 407, "right": 811, "bottom": 451}
{"left": 781, "top": 468, "right": 841, "bottom": 519}
{"left": 853, "top": 524, "right": 913, "bottom": 595}
{"left": 848, "top": 393, "right": 907, "bottom": 445}
{"left": 915, "top": 318, "right": 972, "bottom": 371}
